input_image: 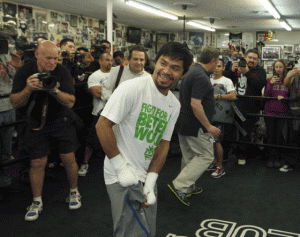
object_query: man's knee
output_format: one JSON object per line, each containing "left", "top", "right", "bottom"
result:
{"left": 60, "top": 152, "right": 76, "bottom": 165}
{"left": 31, "top": 157, "right": 48, "bottom": 169}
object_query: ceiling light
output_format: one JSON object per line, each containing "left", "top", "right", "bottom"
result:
{"left": 280, "top": 20, "right": 292, "bottom": 31}
{"left": 257, "top": 0, "right": 280, "bottom": 19}
{"left": 187, "top": 21, "right": 215, "bottom": 32}
{"left": 125, "top": 0, "right": 178, "bottom": 20}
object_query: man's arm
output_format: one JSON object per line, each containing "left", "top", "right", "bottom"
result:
{"left": 284, "top": 67, "right": 300, "bottom": 87}
{"left": 191, "top": 98, "right": 220, "bottom": 138}
{"left": 89, "top": 86, "right": 102, "bottom": 99}
{"left": 147, "top": 139, "right": 170, "bottom": 174}
{"left": 214, "top": 91, "right": 236, "bottom": 101}
{"left": 49, "top": 87, "right": 75, "bottom": 108}
{"left": 96, "top": 116, "right": 119, "bottom": 158}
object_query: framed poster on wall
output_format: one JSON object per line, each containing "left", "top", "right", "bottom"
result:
{"left": 156, "top": 33, "right": 168, "bottom": 53}
{"left": 262, "top": 46, "right": 281, "bottom": 60}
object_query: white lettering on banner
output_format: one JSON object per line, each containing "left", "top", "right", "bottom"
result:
{"left": 231, "top": 225, "right": 267, "bottom": 237}
{"left": 195, "top": 219, "right": 237, "bottom": 237}
{"left": 192, "top": 219, "right": 300, "bottom": 237}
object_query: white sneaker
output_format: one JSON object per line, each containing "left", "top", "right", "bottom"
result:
{"left": 25, "top": 201, "right": 43, "bottom": 221}
{"left": 78, "top": 164, "right": 89, "bottom": 176}
{"left": 67, "top": 192, "right": 82, "bottom": 210}
{"left": 279, "top": 165, "right": 293, "bottom": 172}
{"left": 238, "top": 159, "right": 246, "bottom": 165}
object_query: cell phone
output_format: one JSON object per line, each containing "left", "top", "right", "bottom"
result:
{"left": 274, "top": 73, "right": 279, "bottom": 77}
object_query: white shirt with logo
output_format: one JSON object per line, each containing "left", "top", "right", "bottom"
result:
{"left": 210, "top": 76, "right": 235, "bottom": 94}
{"left": 101, "top": 75, "right": 180, "bottom": 185}
{"left": 87, "top": 69, "right": 111, "bottom": 116}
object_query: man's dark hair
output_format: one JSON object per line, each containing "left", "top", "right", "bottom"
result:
{"left": 60, "top": 38, "right": 74, "bottom": 48}
{"left": 77, "top": 47, "right": 88, "bottom": 52}
{"left": 33, "top": 36, "right": 48, "bottom": 41}
{"left": 245, "top": 49, "right": 259, "bottom": 57}
{"left": 235, "top": 45, "right": 245, "bottom": 54}
{"left": 113, "top": 51, "right": 124, "bottom": 59}
{"left": 100, "top": 40, "right": 111, "bottom": 46}
{"left": 198, "top": 46, "right": 219, "bottom": 65}
{"left": 155, "top": 42, "right": 193, "bottom": 75}
{"left": 128, "top": 45, "right": 146, "bottom": 59}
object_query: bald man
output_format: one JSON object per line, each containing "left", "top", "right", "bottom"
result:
{"left": 10, "top": 41, "right": 82, "bottom": 222}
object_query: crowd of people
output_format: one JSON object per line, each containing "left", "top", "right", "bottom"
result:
{"left": 1, "top": 32, "right": 300, "bottom": 236}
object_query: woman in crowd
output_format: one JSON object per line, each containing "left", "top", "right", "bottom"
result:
{"left": 263, "top": 59, "right": 289, "bottom": 167}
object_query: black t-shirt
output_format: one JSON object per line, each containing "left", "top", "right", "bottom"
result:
{"left": 11, "top": 59, "right": 75, "bottom": 124}
{"left": 177, "top": 63, "right": 215, "bottom": 137}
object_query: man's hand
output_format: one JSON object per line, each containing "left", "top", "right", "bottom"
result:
{"left": 289, "top": 66, "right": 300, "bottom": 77}
{"left": 26, "top": 74, "right": 44, "bottom": 92}
{"left": 142, "top": 172, "right": 158, "bottom": 208}
{"left": 207, "top": 125, "right": 221, "bottom": 138}
{"left": 110, "top": 154, "right": 138, "bottom": 187}
{"left": 231, "top": 61, "right": 239, "bottom": 72}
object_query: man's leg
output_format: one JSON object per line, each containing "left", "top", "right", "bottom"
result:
{"left": 173, "top": 130, "right": 214, "bottom": 194}
{"left": 60, "top": 152, "right": 81, "bottom": 210}
{"left": 25, "top": 156, "right": 47, "bottom": 221}
{"left": 60, "top": 152, "right": 78, "bottom": 189}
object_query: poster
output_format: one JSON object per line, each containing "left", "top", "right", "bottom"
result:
{"left": 188, "top": 32, "right": 204, "bottom": 46}
{"left": 35, "top": 12, "right": 47, "bottom": 32}
{"left": 3, "top": 2, "right": 17, "bottom": 17}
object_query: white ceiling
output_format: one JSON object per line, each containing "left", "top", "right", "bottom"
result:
{"left": 9, "top": 0, "right": 300, "bottom": 32}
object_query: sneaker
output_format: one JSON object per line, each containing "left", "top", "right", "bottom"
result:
{"left": 167, "top": 183, "right": 190, "bottom": 206}
{"left": 78, "top": 164, "right": 89, "bottom": 176}
{"left": 211, "top": 167, "right": 225, "bottom": 178}
{"left": 67, "top": 192, "right": 82, "bottom": 210}
{"left": 186, "top": 187, "right": 203, "bottom": 197}
{"left": 238, "top": 159, "right": 246, "bottom": 165}
{"left": 25, "top": 201, "right": 43, "bottom": 221}
{"left": 279, "top": 164, "right": 294, "bottom": 172}
{"left": 206, "top": 163, "right": 217, "bottom": 171}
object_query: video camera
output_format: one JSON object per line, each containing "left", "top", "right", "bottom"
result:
{"left": 0, "top": 32, "right": 9, "bottom": 55}
{"left": 61, "top": 50, "right": 86, "bottom": 81}
{"left": 37, "top": 72, "right": 57, "bottom": 90}
{"left": 15, "top": 36, "right": 38, "bottom": 63}
{"left": 91, "top": 44, "right": 107, "bottom": 60}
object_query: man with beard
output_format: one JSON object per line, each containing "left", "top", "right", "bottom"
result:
{"left": 168, "top": 46, "right": 221, "bottom": 207}
{"left": 226, "top": 49, "right": 266, "bottom": 166}
{"left": 96, "top": 42, "right": 193, "bottom": 237}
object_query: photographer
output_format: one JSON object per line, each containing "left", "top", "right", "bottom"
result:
{"left": 226, "top": 49, "right": 266, "bottom": 166}
{"left": 10, "top": 41, "right": 82, "bottom": 221}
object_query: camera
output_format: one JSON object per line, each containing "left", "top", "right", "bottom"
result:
{"left": 234, "top": 56, "right": 247, "bottom": 67}
{"left": 15, "top": 36, "right": 38, "bottom": 63}
{"left": 37, "top": 72, "right": 57, "bottom": 90}
{"left": 91, "top": 44, "right": 107, "bottom": 60}
{"left": 61, "top": 50, "right": 69, "bottom": 58}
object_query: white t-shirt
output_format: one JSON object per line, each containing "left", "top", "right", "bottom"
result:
{"left": 101, "top": 75, "right": 180, "bottom": 185}
{"left": 87, "top": 69, "right": 111, "bottom": 116}
{"left": 101, "top": 65, "right": 149, "bottom": 102}
{"left": 210, "top": 76, "right": 235, "bottom": 94}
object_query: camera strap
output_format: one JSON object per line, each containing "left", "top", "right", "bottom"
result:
{"left": 27, "top": 92, "right": 49, "bottom": 131}
{"left": 113, "top": 65, "right": 124, "bottom": 92}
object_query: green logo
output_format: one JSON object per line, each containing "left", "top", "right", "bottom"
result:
{"left": 144, "top": 145, "right": 155, "bottom": 159}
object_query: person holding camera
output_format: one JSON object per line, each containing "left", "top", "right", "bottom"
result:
{"left": 9, "top": 41, "right": 82, "bottom": 221}
{"left": 263, "top": 59, "right": 289, "bottom": 168}
{"left": 0, "top": 33, "right": 21, "bottom": 187}
{"left": 226, "top": 49, "right": 266, "bottom": 165}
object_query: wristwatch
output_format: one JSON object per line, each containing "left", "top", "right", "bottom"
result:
{"left": 50, "top": 88, "right": 59, "bottom": 95}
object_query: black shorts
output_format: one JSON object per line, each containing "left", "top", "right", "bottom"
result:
{"left": 24, "top": 117, "right": 79, "bottom": 159}
{"left": 86, "top": 115, "right": 103, "bottom": 150}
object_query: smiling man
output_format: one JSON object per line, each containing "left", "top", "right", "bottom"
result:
{"left": 100, "top": 45, "right": 149, "bottom": 102}
{"left": 96, "top": 42, "right": 193, "bottom": 237}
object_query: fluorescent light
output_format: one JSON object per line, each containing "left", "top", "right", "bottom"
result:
{"left": 125, "top": 0, "right": 178, "bottom": 20}
{"left": 187, "top": 21, "right": 215, "bottom": 32}
{"left": 258, "top": 0, "right": 280, "bottom": 19}
{"left": 280, "top": 20, "right": 292, "bottom": 31}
